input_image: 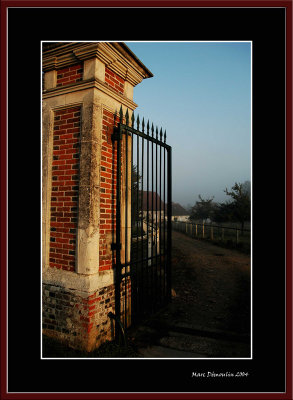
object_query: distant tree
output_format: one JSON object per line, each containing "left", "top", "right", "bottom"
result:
{"left": 242, "top": 180, "right": 251, "bottom": 199}
{"left": 224, "top": 182, "right": 251, "bottom": 234}
{"left": 189, "top": 195, "right": 215, "bottom": 223}
{"left": 185, "top": 203, "right": 193, "bottom": 214}
{"left": 213, "top": 201, "right": 235, "bottom": 223}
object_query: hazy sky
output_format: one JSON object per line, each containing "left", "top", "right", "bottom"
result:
{"left": 126, "top": 41, "right": 251, "bottom": 208}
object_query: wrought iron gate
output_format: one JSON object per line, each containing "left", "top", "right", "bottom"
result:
{"left": 112, "top": 107, "right": 172, "bottom": 338}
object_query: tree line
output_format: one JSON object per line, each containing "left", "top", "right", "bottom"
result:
{"left": 189, "top": 181, "right": 251, "bottom": 233}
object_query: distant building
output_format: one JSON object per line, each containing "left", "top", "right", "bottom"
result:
{"left": 142, "top": 191, "right": 166, "bottom": 222}
{"left": 140, "top": 192, "right": 189, "bottom": 223}
{"left": 172, "top": 202, "right": 189, "bottom": 222}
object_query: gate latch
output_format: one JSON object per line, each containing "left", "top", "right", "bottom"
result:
{"left": 111, "top": 130, "right": 122, "bottom": 142}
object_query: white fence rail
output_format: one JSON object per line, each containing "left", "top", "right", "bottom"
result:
{"left": 172, "top": 220, "right": 251, "bottom": 251}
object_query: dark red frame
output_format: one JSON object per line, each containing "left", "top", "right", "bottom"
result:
{"left": 1, "top": 1, "right": 292, "bottom": 399}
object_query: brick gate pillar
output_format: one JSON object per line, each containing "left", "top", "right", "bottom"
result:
{"left": 42, "top": 42, "right": 152, "bottom": 352}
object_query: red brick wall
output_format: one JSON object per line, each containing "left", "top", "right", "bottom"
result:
{"left": 105, "top": 68, "right": 125, "bottom": 95}
{"left": 49, "top": 107, "right": 81, "bottom": 272}
{"left": 99, "top": 109, "right": 117, "bottom": 272}
{"left": 56, "top": 64, "right": 83, "bottom": 87}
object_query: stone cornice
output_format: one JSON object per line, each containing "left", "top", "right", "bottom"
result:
{"left": 42, "top": 42, "right": 153, "bottom": 87}
{"left": 42, "top": 44, "right": 81, "bottom": 71}
{"left": 42, "top": 78, "right": 138, "bottom": 110}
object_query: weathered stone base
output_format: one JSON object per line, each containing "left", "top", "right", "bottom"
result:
{"left": 42, "top": 282, "right": 115, "bottom": 352}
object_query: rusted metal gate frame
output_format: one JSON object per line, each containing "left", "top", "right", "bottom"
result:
{"left": 112, "top": 109, "right": 172, "bottom": 340}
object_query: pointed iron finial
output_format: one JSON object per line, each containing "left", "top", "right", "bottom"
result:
{"left": 125, "top": 109, "right": 129, "bottom": 126}
{"left": 151, "top": 123, "right": 154, "bottom": 137}
{"left": 131, "top": 112, "right": 135, "bottom": 128}
{"left": 156, "top": 126, "right": 158, "bottom": 139}
{"left": 119, "top": 105, "right": 123, "bottom": 123}
{"left": 142, "top": 117, "right": 145, "bottom": 133}
{"left": 160, "top": 128, "right": 163, "bottom": 141}
{"left": 164, "top": 130, "right": 166, "bottom": 143}
{"left": 136, "top": 114, "right": 140, "bottom": 130}
{"left": 147, "top": 120, "right": 150, "bottom": 135}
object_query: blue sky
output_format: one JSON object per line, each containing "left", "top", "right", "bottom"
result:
{"left": 126, "top": 41, "right": 251, "bottom": 208}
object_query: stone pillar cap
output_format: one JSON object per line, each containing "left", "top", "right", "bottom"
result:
{"left": 42, "top": 42, "right": 153, "bottom": 87}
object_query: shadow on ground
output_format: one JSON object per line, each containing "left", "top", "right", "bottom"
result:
{"left": 127, "top": 230, "right": 251, "bottom": 358}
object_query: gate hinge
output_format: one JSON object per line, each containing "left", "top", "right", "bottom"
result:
{"left": 111, "top": 130, "right": 122, "bottom": 142}
{"left": 111, "top": 243, "right": 121, "bottom": 251}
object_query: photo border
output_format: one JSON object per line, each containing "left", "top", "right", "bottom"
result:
{"left": 1, "top": 1, "right": 292, "bottom": 399}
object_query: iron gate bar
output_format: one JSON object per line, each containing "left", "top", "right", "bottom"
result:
{"left": 146, "top": 120, "right": 150, "bottom": 314}
{"left": 167, "top": 146, "right": 172, "bottom": 301}
{"left": 131, "top": 115, "right": 138, "bottom": 321}
{"left": 163, "top": 133, "right": 166, "bottom": 299}
{"left": 151, "top": 123, "right": 154, "bottom": 312}
{"left": 140, "top": 116, "right": 144, "bottom": 315}
{"left": 118, "top": 124, "right": 170, "bottom": 149}
{"left": 155, "top": 127, "right": 158, "bottom": 309}
{"left": 136, "top": 123, "right": 140, "bottom": 314}
{"left": 159, "top": 129, "right": 162, "bottom": 304}
{"left": 114, "top": 123, "right": 122, "bottom": 341}
{"left": 125, "top": 115, "right": 128, "bottom": 330}
{"left": 112, "top": 109, "right": 171, "bottom": 336}
{"left": 121, "top": 252, "right": 167, "bottom": 268}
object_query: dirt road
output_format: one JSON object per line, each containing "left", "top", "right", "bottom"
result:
{"left": 170, "top": 230, "right": 251, "bottom": 334}
{"left": 131, "top": 230, "right": 251, "bottom": 358}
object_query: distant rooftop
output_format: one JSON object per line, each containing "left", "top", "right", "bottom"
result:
{"left": 141, "top": 192, "right": 188, "bottom": 216}
{"left": 172, "top": 202, "right": 188, "bottom": 216}
{"left": 142, "top": 191, "right": 165, "bottom": 212}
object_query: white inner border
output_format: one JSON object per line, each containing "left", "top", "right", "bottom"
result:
{"left": 40, "top": 38, "right": 253, "bottom": 363}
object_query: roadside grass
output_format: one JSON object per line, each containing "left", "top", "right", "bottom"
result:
{"left": 207, "top": 237, "right": 251, "bottom": 254}
{"left": 42, "top": 335, "right": 140, "bottom": 358}
{"left": 173, "top": 221, "right": 251, "bottom": 254}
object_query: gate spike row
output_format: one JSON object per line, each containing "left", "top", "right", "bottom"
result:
{"left": 160, "top": 127, "right": 163, "bottom": 141}
{"left": 164, "top": 130, "right": 166, "bottom": 143}
{"left": 147, "top": 120, "right": 150, "bottom": 135}
{"left": 142, "top": 117, "right": 145, "bottom": 132}
{"left": 151, "top": 123, "right": 154, "bottom": 137}
{"left": 136, "top": 114, "right": 140, "bottom": 130}
{"left": 156, "top": 126, "right": 158, "bottom": 139}
{"left": 125, "top": 109, "right": 129, "bottom": 126}
{"left": 131, "top": 112, "right": 135, "bottom": 128}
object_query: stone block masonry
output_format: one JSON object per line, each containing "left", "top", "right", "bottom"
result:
{"left": 42, "top": 283, "right": 116, "bottom": 352}
{"left": 49, "top": 107, "right": 81, "bottom": 272}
